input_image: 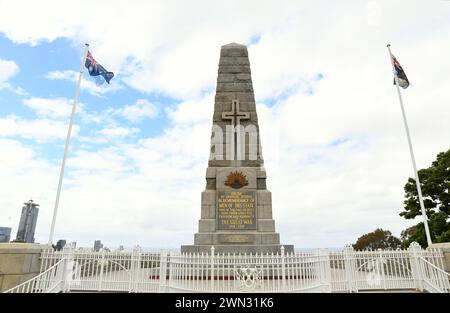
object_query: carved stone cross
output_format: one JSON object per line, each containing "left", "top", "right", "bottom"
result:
{"left": 222, "top": 99, "right": 250, "bottom": 128}
{"left": 222, "top": 100, "right": 250, "bottom": 162}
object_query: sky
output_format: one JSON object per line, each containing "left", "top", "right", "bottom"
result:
{"left": 0, "top": 0, "right": 449, "bottom": 250}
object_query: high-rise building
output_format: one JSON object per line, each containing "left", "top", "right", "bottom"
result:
{"left": 94, "top": 240, "right": 103, "bottom": 252}
{"left": 0, "top": 227, "right": 12, "bottom": 243}
{"left": 16, "top": 200, "right": 39, "bottom": 243}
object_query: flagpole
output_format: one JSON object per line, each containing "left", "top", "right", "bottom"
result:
{"left": 48, "top": 43, "right": 90, "bottom": 245}
{"left": 386, "top": 44, "right": 432, "bottom": 247}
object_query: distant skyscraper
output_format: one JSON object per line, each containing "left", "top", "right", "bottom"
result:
{"left": 16, "top": 200, "right": 39, "bottom": 243}
{"left": 94, "top": 240, "right": 103, "bottom": 252}
{"left": 56, "top": 239, "right": 66, "bottom": 251}
{"left": 0, "top": 227, "right": 12, "bottom": 243}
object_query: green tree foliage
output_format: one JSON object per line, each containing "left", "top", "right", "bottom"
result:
{"left": 400, "top": 148, "right": 450, "bottom": 247}
{"left": 353, "top": 228, "right": 402, "bottom": 251}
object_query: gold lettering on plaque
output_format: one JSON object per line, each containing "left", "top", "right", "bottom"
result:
{"left": 217, "top": 191, "right": 256, "bottom": 230}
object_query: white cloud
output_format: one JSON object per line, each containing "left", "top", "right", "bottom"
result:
{"left": 0, "top": 58, "right": 19, "bottom": 85}
{"left": 166, "top": 93, "right": 214, "bottom": 125}
{"left": 23, "top": 97, "right": 73, "bottom": 118}
{"left": 0, "top": 0, "right": 297, "bottom": 99}
{"left": 0, "top": 115, "right": 79, "bottom": 143}
{"left": 46, "top": 70, "right": 121, "bottom": 96}
{"left": 98, "top": 126, "right": 140, "bottom": 138}
{"left": 0, "top": 58, "right": 26, "bottom": 95}
{"left": 116, "top": 99, "right": 158, "bottom": 123}
{"left": 0, "top": 1, "right": 449, "bottom": 249}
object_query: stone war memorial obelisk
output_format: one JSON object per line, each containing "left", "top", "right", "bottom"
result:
{"left": 181, "top": 43, "right": 294, "bottom": 254}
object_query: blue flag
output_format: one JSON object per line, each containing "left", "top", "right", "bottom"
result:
{"left": 85, "top": 51, "right": 114, "bottom": 85}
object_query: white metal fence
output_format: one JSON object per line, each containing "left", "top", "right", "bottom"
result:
{"left": 329, "top": 243, "right": 448, "bottom": 292}
{"left": 4, "top": 242, "right": 449, "bottom": 293}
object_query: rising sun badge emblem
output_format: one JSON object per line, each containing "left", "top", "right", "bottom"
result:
{"left": 225, "top": 171, "right": 249, "bottom": 189}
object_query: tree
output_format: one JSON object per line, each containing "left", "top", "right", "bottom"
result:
{"left": 400, "top": 148, "right": 450, "bottom": 248}
{"left": 353, "top": 228, "right": 402, "bottom": 251}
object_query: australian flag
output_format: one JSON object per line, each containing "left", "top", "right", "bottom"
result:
{"left": 391, "top": 55, "right": 409, "bottom": 89}
{"left": 85, "top": 51, "right": 114, "bottom": 85}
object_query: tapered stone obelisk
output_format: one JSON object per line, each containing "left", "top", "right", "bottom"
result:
{"left": 181, "top": 43, "right": 293, "bottom": 254}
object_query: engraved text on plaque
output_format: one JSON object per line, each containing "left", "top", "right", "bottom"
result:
{"left": 217, "top": 191, "right": 256, "bottom": 230}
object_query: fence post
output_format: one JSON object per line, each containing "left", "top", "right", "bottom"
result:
{"left": 61, "top": 242, "right": 75, "bottom": 293}
{"left": 319, "top": 249, "right": 332, "bottom": 292}
{"left": 159, "top": 250, "right": 168, "bottom": 293}
{"left": 408, "top": 242, "right": 424, "bottom": 291}
{"left": 98, "top": 249, "right": 105, "bottom": 292}
{"left": 281, "top": 246, "right": 286, "bottom": 292}
{"left": 210, "top": 246, "right": 215, "bottom": 292}
{"left": 377, "top": 248, "right": 387, "bottom": 290}
{"left": 130, "top": 245, "right": 141, "bottom": 293}
{"left": 344, "top": 244, "right": 357, "bottom": 293}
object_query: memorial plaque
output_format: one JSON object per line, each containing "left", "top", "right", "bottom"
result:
{"left": 217, "top": 190, "right": 256, "bottom": 230}
{"left": 218, "top": 234, "right": 255, "bottom": 244}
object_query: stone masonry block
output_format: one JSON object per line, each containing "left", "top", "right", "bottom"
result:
{"left": 257, "top": 204, "right": 272, "bottom": 219}
{"left": 215, "top": 92, "right": 255, "bottom": 105}
{"left": 217, "top": 74, "right": 236, "bottom": 83}
{"left": 263, "top": 205, "right": 273, "bottom": 219}
{"left": 221, "top": 46, "right": 248, "bottom": 57}
{"left": 257, "top": 178, "right": 267, "bottom": 190}
{"left": 205, "top": 167, "right": 217, "bottom": 178}
{"left": 208, "top": 160, "right": 232, "bottom": 167}
{"left": 0, "top": 254, "right": 31, "bottom": 275}
{"left": 236, "top": 73, "right": 252, "bottom": 81}
{"left": 257, "top": 190, "right": 272, "bottom": 205}
{"left": 235, "top": 92, "right": 256, "bottom": 102}
{"left": 258, "top": 219, "right": 275, "bottom": 232}
{"left": 201, "top": 190, "right": 216, "bottom": 205}
{"left": 199, "top": 219, "right": 216, "bottom": 233}
{"left": 256, "top": 167, "right": 267, "bottom": 178}
{"left": 241, "top": 160, "right": 263, "bottom": 167}
{"left": 194, "top": 233, "right": 213, "bottom": 245}
{"left": 219, "top": 57, "right": 250, "bottom": 65}
{"left": 206, "top": 178, "right": 216, "bottom": 190}
{"left": 261, "top": 233, "right": 280, "bottom": 244}
{"left": 218, "top": 65, "right": 251, "bottom": 74}
{"left": 201, "top": 205, "right": 215, "bottom": 219}
{"left": 216, "top": 82, "right": 253, "bottom": 93}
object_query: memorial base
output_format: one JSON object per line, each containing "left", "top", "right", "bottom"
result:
{"left": 180, "top": 244, "right": 294, "bottom": 254}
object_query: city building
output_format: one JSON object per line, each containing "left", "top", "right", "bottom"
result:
{"left": 94, "top": 240, "right": 103, "bottom": 252}
{"left": 15, "top": 200, "right": 39, "bottom": 243}
{"left": 0, "top": 227, "right": 12, "bottom": 243}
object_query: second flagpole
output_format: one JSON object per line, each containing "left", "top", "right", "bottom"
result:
{"left": 386, "top": 44, "right": 432, "bottom": 247}
{"left": 48, "top": 43, "right": 90, "bottom": 245}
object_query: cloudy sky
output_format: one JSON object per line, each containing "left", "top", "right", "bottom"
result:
{"left": 0, "top": 0, "right": 449, "bottom": 250}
